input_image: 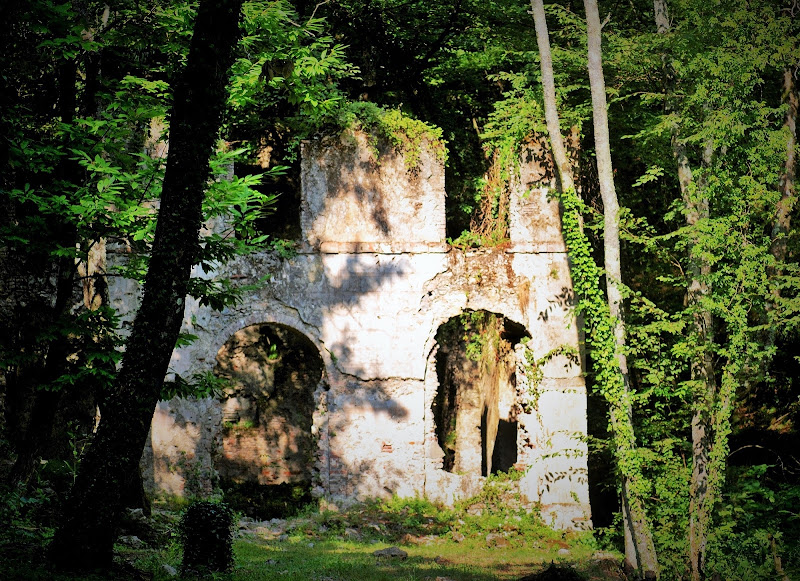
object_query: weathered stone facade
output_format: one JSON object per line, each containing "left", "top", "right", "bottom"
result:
{"left": 126, "top": 131, "right": 591, "bottom": 529}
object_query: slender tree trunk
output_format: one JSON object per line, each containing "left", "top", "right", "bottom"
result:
{"left": 529, "top": 0, "right": 575, "bottom": 193}
{"left": 583, "top": 0, "right": 658, "bottom": 577}
{"left": 653, "top": 3, "right": 718, "bottom": 578}
{"left": 49, "top": 0, "right": 244, "bottom": 569}
{"left": 532, "top": 0, "right": 657, "bottom": 576}
{"left": 687, "top": 140, "right": 716, "bottom": 581}
{"left": 770, "top": 66, "right": 798, "bottom": 299}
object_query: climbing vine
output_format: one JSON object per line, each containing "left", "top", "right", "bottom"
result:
{"left": 519, "top": 341, "right": 579, "bottom": 413}
{"left": 558, "top": 187, "right": 649, "bottom": 499}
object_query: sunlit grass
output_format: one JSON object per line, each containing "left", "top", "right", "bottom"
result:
{"left": 137, "top": 523, "right": 603, "bottom": 580}
{"left": 133, "top": 489, "right": 614, "bottom": 580}
{"left": 225, "top": 535, "right": 585, "bottom": 581}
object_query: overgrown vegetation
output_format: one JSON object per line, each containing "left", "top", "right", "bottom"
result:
{"left": 220, "top": 480, "right": 313, "bottom": 520}
{"left": 179, "top": 500, "right": 235, "bottom": 574}
{"left": 1, "top": 0, "right": 798, "bottom": 578}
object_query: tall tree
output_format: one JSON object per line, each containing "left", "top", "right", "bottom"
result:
{"left": 652, "top": 2, "right": 715, "bottom": 578}
{"left": 582, "top": 0, "right": 659, "bottom": 577}
{"left": 531, "top": 1, "right": 658, "bottom": 576}
{"left": 529, "top": 0, "right": 574, "bottom": 194}
{"left": 49, "top": 0, "right": 245, "bottom": 569}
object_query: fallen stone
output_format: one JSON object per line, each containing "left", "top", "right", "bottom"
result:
{"left": 118, "top": 535, "right": 145, "bottom": 549}
{"left": 126, "top": 508, "right": 146, "bottom": 523}
{"left": 400, "top": 533, "right": 423, "bottom": 545}
{"left": 344, "top": 527, "right": 361, "bottom": 540}
{"left": 161, "top": 564, "right": 178, "bottom": 577}
{"left": 485, "top": 532, "right": 510, "bottom": 547}
{"left": 451, "top": 532, "right": 465, "bottom": 543}
{"left": 590, "top": 551, "right": 618, "bottom": 561}
{"left": 467, "top": 502, "right": 486, "bottom": 516}
{"left": 372, "top": 546, "right": 408, "bottom": 560}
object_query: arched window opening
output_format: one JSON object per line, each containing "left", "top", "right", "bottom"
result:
{"left": 213, "top": 322, "right": 323, "bottom": 518}
{"left": 433, "top": 311, "right": 529, "bottom": 477}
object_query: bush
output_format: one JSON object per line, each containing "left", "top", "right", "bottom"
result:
{"left": 179, "top": 500, "right": 235, "bottom": 574}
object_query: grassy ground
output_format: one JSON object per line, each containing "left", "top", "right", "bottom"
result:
{"left": 1, "top": 478, "right": 625, "bottom": 580}
{"left": 123, "top": 513, "right": 622, "bottom": 581}
{"left": 128, "top": 493, "right": 623, "bottom": 581}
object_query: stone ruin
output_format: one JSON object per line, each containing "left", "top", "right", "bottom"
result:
{"left": 115, "top": 131, "right": 591, "bottom": 529}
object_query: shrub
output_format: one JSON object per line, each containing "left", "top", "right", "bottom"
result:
{"left": 179, "top": 500, "right": 235, "bottom": 574}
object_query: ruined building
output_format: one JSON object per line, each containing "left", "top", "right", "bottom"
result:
{"left": 113, "top": 131, "right": 591, "bottom": 529}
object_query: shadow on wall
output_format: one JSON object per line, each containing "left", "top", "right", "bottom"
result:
{"left": 213, "top": 323, "right": 321, "bottom": 495}
{"left": 143, "top": 244, "right": 418, "bottom": 509}
{"left": 139, "top": 129, "right": 592, "bottom": 528}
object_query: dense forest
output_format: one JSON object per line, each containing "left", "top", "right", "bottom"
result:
{"left": 1, "top": 0, "right": 798, "bottom": 580}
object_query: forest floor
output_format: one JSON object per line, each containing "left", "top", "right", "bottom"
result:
{"left": 0, "top": 495, "right": 626, "bottom": 581}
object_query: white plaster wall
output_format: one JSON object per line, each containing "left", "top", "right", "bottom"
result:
{"left": 124, "top": 130, "right": 592, "bottom": 529}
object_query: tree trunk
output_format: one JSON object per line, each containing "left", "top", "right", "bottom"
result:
{"left": 529, "top": 0, "right": 575, "bottom": 192}
{"left": 652, "top": 3, "right": 718, "bottom": 578}
{"left": 7, "top": 54, "right": 83, "bottom": 487}
{"left": 584, "top": 0, "right": 659, "bottom": 577}
{"left": 770, "top": 66, "right": 798, "bottom": 299}
{"left": 49, "top": 0, "right": 244, "bottom": 570}
{"left": 532, "top": 0, "right": 657, "bottom": 576}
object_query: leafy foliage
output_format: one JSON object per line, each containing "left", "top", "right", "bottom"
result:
{"left": 179, "top": 500, "right": 235, "bottom": 574}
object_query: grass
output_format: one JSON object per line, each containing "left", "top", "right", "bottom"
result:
{"left": 124, "top": 493, "right": 620, "bottom": 581}
{"left": 132, "top": 526, "right": 611, "bottom": 581}
{"left": 1, "top": 481, "right": 624, "bottom": 580}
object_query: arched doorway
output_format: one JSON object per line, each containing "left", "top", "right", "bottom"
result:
{"left": 213, "top": 323, "right": 324, "bottom": 518}
{"left": 432, "top": 310, "right": 529, "bottom": 477}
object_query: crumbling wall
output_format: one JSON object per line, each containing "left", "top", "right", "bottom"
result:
{"left": 129, "top": 130, "right": 590, "bottom": 529}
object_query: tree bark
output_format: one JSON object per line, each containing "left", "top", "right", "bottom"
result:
{"left": 532, "top": 1, "right": 657, "bottom": 576}
{"left": 49, "top": 0, "right": 244, "bottom": 570}
{"left": 770, "top": 66, "right": 798, "bottom": 295}
{"left": 584, "top": 0, "right": 659, "bottom": 577}
{"left": 652, "top": 2, "right": 718, "bottom": 578}
{"left": 529, "top": 0, "right": 575, "bottom": 192}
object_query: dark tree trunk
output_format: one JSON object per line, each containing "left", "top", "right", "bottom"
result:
{"left": 7, "top": 54, "right": 83, "bottom": 487}
{"left": 49, "top": 0, "right": 244, "bottom": 570}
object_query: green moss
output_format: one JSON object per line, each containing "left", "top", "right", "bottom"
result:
{"left": 335, "top": 102, "right": 448, "bottom": 170}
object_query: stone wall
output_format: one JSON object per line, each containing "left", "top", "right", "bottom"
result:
{"left": 128, "top": 132, "right": 591, "bottom": 529}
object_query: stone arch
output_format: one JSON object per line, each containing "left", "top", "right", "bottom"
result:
{"left": 204, "top": 310, "right": 332, "bottom": 375}
{"left": 211, "top": 319, "right": 326, "bottom": 518}
{"left": 424, "top": 308, "right": 530, "bottom": 479}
